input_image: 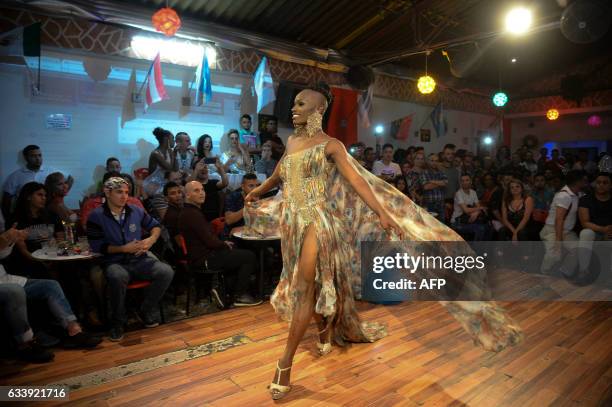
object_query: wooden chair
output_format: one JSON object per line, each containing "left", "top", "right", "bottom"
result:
{"left": 175, "top": 234, "right": 225, "bottom": 316}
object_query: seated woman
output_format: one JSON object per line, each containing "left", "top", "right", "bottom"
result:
{"left": 499, "top": 179, "right": 535, "bottom": 241}
{"left": 45, "top": 172, "right": 76, "bottom": 223}
{"left": 8, "top": 182, "right": 61, "bottom": 278}
{"left": 220, "top": 129, "right": 251, "bottom": 174}
{"left": 0, "top": 218, "right": 100, "bottom": 363}
{"left": 392, "top": 176, "right": 408, "bottom": 196}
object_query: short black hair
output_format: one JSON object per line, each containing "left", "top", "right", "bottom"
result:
{"left": 443, "top": 143, "right": 456, "bottom": 151}
{"left": 382, "top": 143, "right": 394, "bottom": 151}
{"left": 242, "top": 173, "right": 258, "bottom": 182}
{"left": 241, "top": 114, "right": 252, "bottom": 121}
{"left": 163, "top": 181, "right": 181, "bottom": 196}
{"left": 594, "top": 171, "right": 612, "bottom": 182}
{"left": 23, "top": 145, "right": 40, "bottom": 157}
{"left": 106, "top": 157, "right": 119, "bottom": 167}
{"left": 103, "top": 171, "right": 121, "bottom": 183}
{"left": 565, "top": 170, "right": 586, "bottom": 186}
{"left": 364, "top": 147, "right": 374, "bottom": 154}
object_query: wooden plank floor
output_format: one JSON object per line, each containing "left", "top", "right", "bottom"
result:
{"left": 1, "top": 300, "right": 611, "bottom": 406}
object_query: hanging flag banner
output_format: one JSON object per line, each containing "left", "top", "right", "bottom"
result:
{"left": 144, "top": 52, "right": 168, "bottom": 112}
{"left": 390, "top": 113, "right": 415, "bottom": 140}
{"left": 253, "top": 56, "right": 276, "bottom": 113}
{"left": 194, "top": 53, "right": 212, "bottom": 106}
{"left": 430, "top": 101, "right": 448, "bottom": 138}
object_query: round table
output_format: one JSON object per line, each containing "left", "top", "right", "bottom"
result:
{"left": 231, "top": 228, "right": 280, "bottom": 298}
{"left": 31, "top": 249, "right": 100, "bottom": 262}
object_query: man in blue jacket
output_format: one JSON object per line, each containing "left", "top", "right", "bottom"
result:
{"left": 87, "top": 177, "right": 174, "bottom": 341}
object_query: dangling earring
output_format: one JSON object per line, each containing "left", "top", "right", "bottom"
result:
{"left": 305, "top": 111, "right": 323, "bottom": 138}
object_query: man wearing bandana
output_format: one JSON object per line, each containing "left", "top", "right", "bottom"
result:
{"left": 86, "top": 177, "right": 174, "bottom": 342}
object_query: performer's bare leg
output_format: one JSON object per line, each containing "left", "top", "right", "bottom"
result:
{"left": 273, "top": 225, "right": 318, "bottom": 387}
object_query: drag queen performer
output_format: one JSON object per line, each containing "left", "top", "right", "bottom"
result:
{"left": 244, "top": 83, "right": 523, "bottom": 400}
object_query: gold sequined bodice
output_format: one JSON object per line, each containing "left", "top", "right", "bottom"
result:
{"left": 280, "top": 141, "right": 330, "bottom": 222}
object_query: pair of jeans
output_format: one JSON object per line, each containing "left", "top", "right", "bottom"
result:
{"left": 424, "top": 200, "right": 445, "bottom": 223}
{"left": 104, "top": 257, "right": 174, "bottom": 326}
{"left": 0, "top": 279, "right": 77, "bottom": 344}
{"left": 452, "top": 221, "right": 492, "bottom": 241}
{"left": 205, "top": 248, "right": 255, "bottom": 297}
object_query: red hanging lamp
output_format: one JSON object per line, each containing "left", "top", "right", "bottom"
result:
{"left": 152, "top": 3, "right": 181, "bottom": 37}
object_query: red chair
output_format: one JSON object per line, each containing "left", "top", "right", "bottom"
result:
{"left": 103, "top": 280, "right": 166, "bottom": 325}
{"left": 175, "top": 234, "right": 225, "bottom": 315}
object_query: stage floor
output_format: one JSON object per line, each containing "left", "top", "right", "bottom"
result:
{"left": 1, "top": 299, "right": 611, "bottom": 406}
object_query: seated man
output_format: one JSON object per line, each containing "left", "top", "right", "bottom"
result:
{"left": 255, "top": 142, "right": 278, "bottom": 178}
{"left": 179, "top": 181, "right": 261, "bottom": 308}
{"left": 0, "top": 216, "right": 100, "bottom": 363}
{"left": 162, "top": 181, "right": 184, "bottom": 242}
{"left": 86, "top": 177, "right": 174, "bottom": 342}
{"left": 578, "top": 172, "right": 612, "bottom": 272}
{"left": 451, "top": 174, "right": 491, "bottom": 241}
{"left": 224, "top": 174, "right": 259, "bottom": 237}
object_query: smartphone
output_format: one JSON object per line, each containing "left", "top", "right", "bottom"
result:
{"left": 203, "top": 157, "right": 216, "bottom": 164}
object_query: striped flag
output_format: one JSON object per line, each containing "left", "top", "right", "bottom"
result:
{"left": 430, "top": 101, "right": 447, "bottom": 138}
{"left": 195, "top": 53, "right": 212, "bottom": 105}
{"left": 253, "top": 56, "right": 275, "bottom": 113}
{"left": 144, "top": 52, "right": 168, "bottom": 112}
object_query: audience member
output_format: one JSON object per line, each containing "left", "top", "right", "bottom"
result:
{"left": 86, "top": 177, "right": 174, "bottom": 341}
{"left": 363, "top": 147, "right": 376, "bottom": 171}
{"left": 255, "top": 142, "right": 278, "bottom": 178}
{"left": 499, "top": 179, "right": 535, "bottom": 241}
{"left": 572, "top": 149, "right": 597, "bottom": 175}
{"left": 372, "top": 144, "right": 402, "bottom": 181}
{"left": 147, "top": 171, "right": 183, "bottom": 221}
{"left": 80, "top": 172, "right": 144, "bottom": 232}
{"left": 440, "top": 144, "right": 460, "bottom": 203}
{"left": 175, "top": 132, "right": 196, "bottom": 174}
{"left": 577, "top": 172, "right": 612, "bottom": 272}
{"left": 161, "top": 181, "right": 183, "bottom": 242}
{"left": 106, "top": 157, "right": 122, "bottom": 174}
{"left": 238, "top": 114, "right": 259, "bottom": 153}
{"left": 190, "top": 158, "right": 228, "bottom": 221}
{"left": 3, "top": 145, "right": 72, "bottom": 219}
{"left": 0, "top": 218, "right": 101, "bottom": 363}
{"left": 259, "top": 116, "right": 278, "bottom": 146}
{"left": 178, "top": 181, "right": 262, "bottom": 307}
{"left": 539, "top": 170, "right": 586, "bottom": 274}
{"left": 224, "top": 174, "right": 259, "bottom": 236}
{"left": 418, "top": 155, "right": 447, "bottom": 222}
{"left": 451, "top": 174, "right": 491, "bottom": 240}
{"left": 221, "top": 129, "right": 251, "bottom": 174}
{"left": 44, "top": 172, "right": 75, "bottom": 223}
{"left": 143, "top": 127, "right": 177, "bottom": 197}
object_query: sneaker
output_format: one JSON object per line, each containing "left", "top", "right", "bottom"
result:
{"left": 16, "top": 341, "right": 55, "bottom": 364}
{"left": 108, "top": 325, "right": 124, "bottom": 342}
{"left": 138, "top": 311, "right": 160, "bottom": 328}
{"left": 233, "top": 294, "right": 263, "bottom": 307}
{"left": 210, "top": 288, "right": 225, "bottom": 309}
{"left": 63, "top": 332, "right": 103, "bottom": 349}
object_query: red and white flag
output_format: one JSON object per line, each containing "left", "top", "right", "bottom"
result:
{"left": 144, "top": 52, "right": 168, "bottom": 112}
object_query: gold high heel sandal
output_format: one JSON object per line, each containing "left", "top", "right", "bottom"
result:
{"left": 268, "top": 361, "right": 292, "bottom": 400}
{"left": 316, "top": 326, "right": 333, "bottom": 356}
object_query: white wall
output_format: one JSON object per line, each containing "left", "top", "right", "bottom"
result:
{"left": 0, "top": 50, "right": 294, "bottom": 208}
{"left": 358, "top": 96, "right": 500, "bottom": 155}
{"left": 510, "top": 114, "right": 612, "bottom": 153}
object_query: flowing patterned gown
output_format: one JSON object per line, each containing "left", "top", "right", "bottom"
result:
{"left": 244, "top": 139, "right": 523, "bottom": 351}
